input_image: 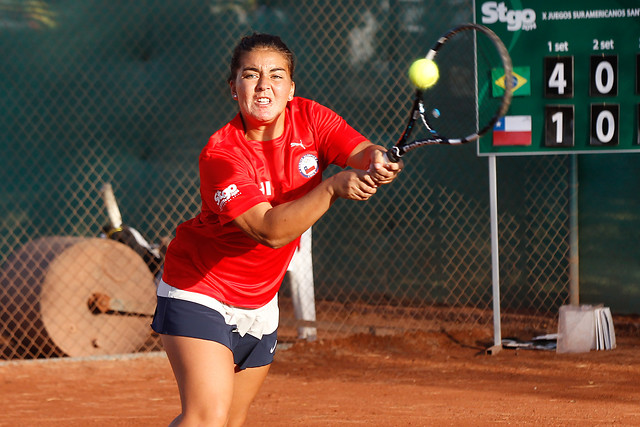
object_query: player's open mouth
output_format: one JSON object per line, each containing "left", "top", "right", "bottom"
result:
{"left": 256, "top": 97, "right": 271, "bottom": 105}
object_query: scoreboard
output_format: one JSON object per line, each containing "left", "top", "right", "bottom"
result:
{"left": 476, "top": 0, "right": 640, "bottom": 156}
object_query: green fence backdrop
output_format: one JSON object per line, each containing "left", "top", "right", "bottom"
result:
{"left": 0, "top": 0, "right": 637, "bottom": 359}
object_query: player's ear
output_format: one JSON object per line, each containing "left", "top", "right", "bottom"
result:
{"left": 288, "top": 81, "right": 295, "bottom": 101}
{"left": 230, "top": 82, "right": 238, "bottom": 100}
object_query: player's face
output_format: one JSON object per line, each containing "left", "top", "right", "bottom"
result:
{"left": 231, "top": 48, "right": 295, "bottom": 140}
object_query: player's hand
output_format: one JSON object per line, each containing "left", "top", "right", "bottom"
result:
{"left": 331, "top": 170, "right": 377, "bottom": 201}
{"left": 369, "top": 149, "right": 404, "bottom": 185}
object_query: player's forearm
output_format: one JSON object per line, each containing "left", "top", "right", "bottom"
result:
{"left": 268, "top": 184, "right": 338, "bottom": 247}
{"left": 236, "top": 177, "right": 338, "bottom": 249}
{"left": 234, "top": 171, "right": 376, "bottom": 249}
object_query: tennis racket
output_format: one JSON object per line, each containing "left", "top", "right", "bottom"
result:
{"left": 385, "top": 23, "right": 513, "bottom": 163}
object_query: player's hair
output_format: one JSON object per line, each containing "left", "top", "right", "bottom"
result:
{"left": 227, "top": 33, "right": 296, "bottom": 83}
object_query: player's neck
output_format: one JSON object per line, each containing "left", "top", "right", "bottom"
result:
{"left": 242, "top": 114, "right": 286, "bottom": 142}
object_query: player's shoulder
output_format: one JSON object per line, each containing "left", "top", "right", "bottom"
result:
{"left": 288, "top": 96, "right": 316, "bottom": 117}
{"left": 289, "top": 97, "right": 340, "bottom": 122}
{"left": 200, "top": 115, "right": 245, "bottom": 161}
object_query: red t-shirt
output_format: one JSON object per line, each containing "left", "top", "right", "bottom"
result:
{"left": 162, "top": 97, "right": 367, "bottom": 308}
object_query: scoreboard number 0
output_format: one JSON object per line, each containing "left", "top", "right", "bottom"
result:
{"left": 590, "top": 55, "right": 618, "bottom": 96}
{"left": 590, "top": 104, "right": 619, "bottom": 146}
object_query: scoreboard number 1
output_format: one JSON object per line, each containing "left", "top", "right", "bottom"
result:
{"left": 544, "top": 105, "right": 574, "bottom": 147}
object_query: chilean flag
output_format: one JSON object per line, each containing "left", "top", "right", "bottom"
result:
{"left": 492, "top": 115, "right": 532, "bottom": 146}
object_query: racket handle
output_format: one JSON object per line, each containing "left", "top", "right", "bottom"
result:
{"left": 385, "top": 147, "right": 401, "bottom": 163}
{"left": 368, "top": 147, "right": 400, "bottom": 174}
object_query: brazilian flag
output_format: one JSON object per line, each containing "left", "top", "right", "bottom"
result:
{"left": 492, "top": 67, "right": 531, "bottom": 97}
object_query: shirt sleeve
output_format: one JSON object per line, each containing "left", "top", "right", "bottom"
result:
{"left": 310, "top": 101, "right": 368, "bottom": 168}
{"left": 199, "top": 150, "right": 267, "bottom": 225}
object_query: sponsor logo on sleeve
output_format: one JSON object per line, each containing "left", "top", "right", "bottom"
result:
{"left": 214, "top": 184, "right": 240, "bottom": 210}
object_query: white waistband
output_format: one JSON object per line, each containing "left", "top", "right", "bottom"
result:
{"left": 157, "top": 279, "right": 279, "bottom": 339}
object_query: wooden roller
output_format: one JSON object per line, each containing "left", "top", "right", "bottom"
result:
{"left": 1, "top": 237, "right": 156, "bottom": 358}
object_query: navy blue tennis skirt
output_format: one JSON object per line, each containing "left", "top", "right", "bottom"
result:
{"left": 151, "top": 296, "right": 278, "bottom": 370}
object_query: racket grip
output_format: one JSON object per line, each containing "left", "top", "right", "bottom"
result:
{"left": 385, "top": 147, "right": 401, "bottom": 163}
{"left": 368, "top": 148, "right": 400, "bottom": 174}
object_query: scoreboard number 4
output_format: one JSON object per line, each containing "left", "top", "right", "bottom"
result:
{"left": 544, "top": 57, "right": 574, "bottom": 98}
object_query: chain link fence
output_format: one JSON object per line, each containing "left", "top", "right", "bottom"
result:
{"left": 0, "top": 0, "right": 570, "bottom": 359}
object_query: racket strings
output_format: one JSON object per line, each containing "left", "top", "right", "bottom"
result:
{"left": 430, "top": 26, "right": 511, "bottom": 142}
{"left": 423, "top": 30, "right": 479, "bottom": 141}
{"left": 393, "top": 24, "right": 513, "bottom": 158}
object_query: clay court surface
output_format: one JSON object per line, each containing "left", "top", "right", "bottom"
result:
{"left": 1, "top": 324, "right": 639, "bottom": 426}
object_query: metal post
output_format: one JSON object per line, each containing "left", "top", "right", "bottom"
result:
{"left": 487, "top": 155, "right": 502, "bottom": 354}
{"left": 569, "top": 155, "right": 580, "bottom": 305}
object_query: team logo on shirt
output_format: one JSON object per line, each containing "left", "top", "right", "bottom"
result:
{"left": 298, "top": 154, "right": 319, "bottom": 178}
{"left": 214, "top": 184, "right": 240, "bottom": 210}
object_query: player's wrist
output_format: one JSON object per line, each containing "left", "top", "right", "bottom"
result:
{"left": 321, "top": 174, "right": 339, "bottom": 200}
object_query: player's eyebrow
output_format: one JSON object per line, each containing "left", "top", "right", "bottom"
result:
{"left": 241, "top": 66, "right": 287, "bottom": 74}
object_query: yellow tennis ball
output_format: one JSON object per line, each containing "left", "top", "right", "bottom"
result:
{"left": 408, "top": 58, "right": 439, "bottom": 89}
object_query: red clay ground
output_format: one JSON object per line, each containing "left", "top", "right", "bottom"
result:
{"left": 1, "top": 324, "right": 639, "bottom": 426}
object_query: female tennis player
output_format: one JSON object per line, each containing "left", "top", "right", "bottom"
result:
{"left": 151, "top": 32, "right": 402, "bottom": 426}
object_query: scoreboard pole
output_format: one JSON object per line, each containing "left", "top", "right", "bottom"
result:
{"left": 569, "top": 156, "right": 580, "bottom": 306}
{"left": 488, "top": 155, "right": 502, "bottom": 352}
